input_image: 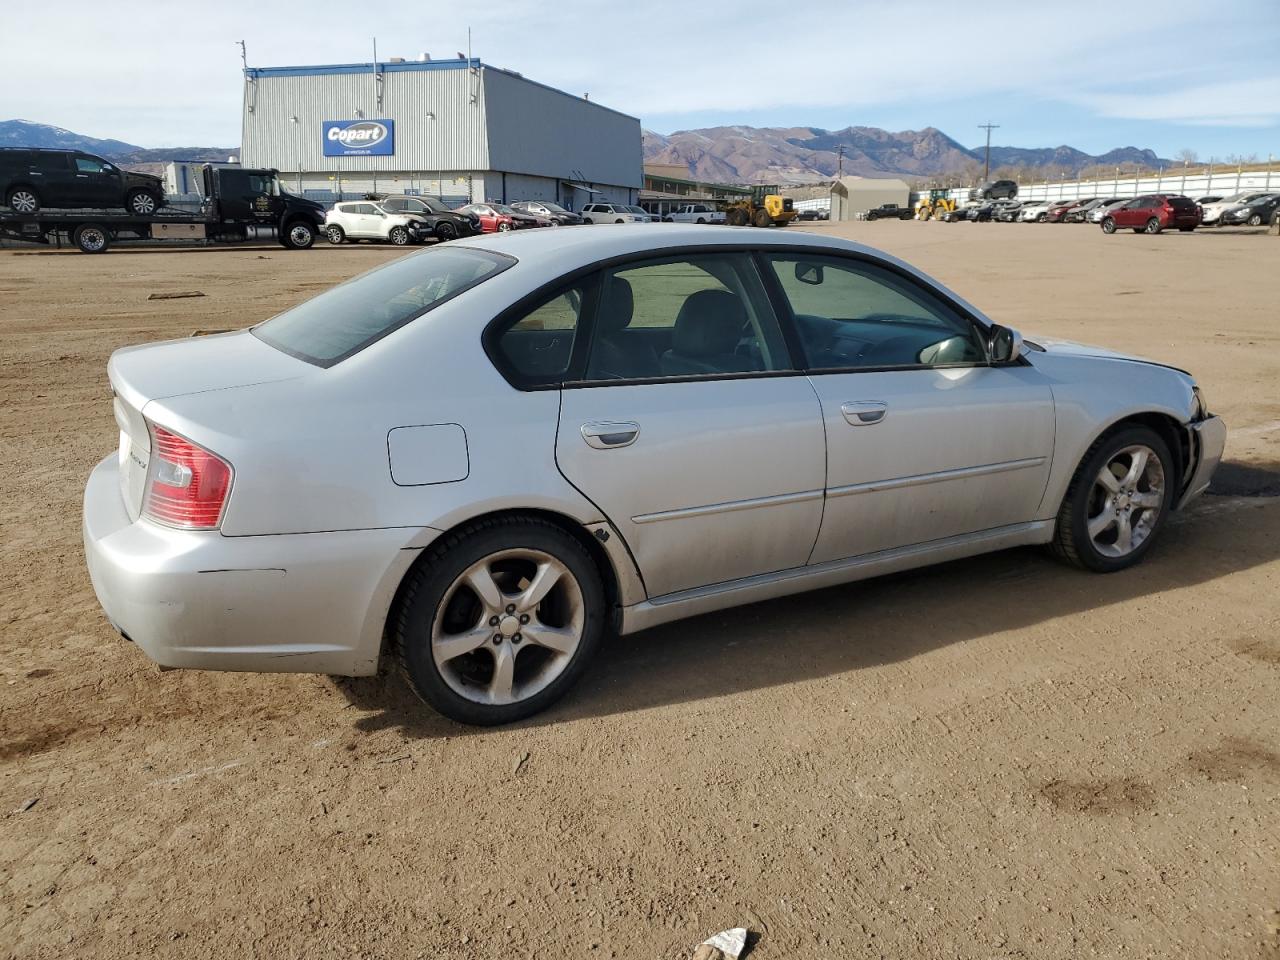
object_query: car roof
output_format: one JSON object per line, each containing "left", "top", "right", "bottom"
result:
{"left": 446, "top": 223, "right": 992, "bottom": 322}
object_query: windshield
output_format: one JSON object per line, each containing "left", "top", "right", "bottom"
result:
{"left": 253, "top": 248, "right": 514, "bottom": 366}
{"left": 627, "top": 206, "right": 647, "bottom": 214}
{"left": 541, "top": 202, "right": 568, "bottom": 213}
{"left": 493, "top": 204, "right": 518, "bottom": 215}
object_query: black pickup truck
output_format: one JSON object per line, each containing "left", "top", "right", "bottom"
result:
{"left": 865, "top": 203, "right": 914, "bottom": 221}
{"left": 0, "top": 165, "right": 325, "bottom": 253}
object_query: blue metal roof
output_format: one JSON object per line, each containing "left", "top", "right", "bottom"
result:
{"left": 245, "top": 59, "right": 477, "bottom": 79}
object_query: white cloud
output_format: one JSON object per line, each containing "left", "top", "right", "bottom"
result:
{"left": 0, "top": 0, "right": 1276, "bottom": 145}
{"left": 1069, "top": 77, "right": 1280, "bottom": 127}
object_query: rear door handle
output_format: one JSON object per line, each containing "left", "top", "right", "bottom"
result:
{"left": 581, "top": 421, "right": 640, "bottom": 449}
{"left": 841, "top": 401, "right": 887, "bottom": 426}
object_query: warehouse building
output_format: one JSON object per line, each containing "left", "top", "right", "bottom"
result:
{"left": 829, "top": 176, "right": 911, "bottom": 220}
{"left": 241, "top": 57, "right": 641, "bottom": 208}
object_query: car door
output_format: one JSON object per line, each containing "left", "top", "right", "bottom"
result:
{"left": 70, "top": 154, "right": 118, "bottom": 207}
{"left": 30, "top": 152, "right": 77, "bottom": 206}
{"left": 547, "top": 252, "right": 827, "bottom": 598}
{"left": 1115, "top": 197, "right": 1147, "bottom": 228}
{"left": 760, "top": 252, "right": 1055, "bottom": 564}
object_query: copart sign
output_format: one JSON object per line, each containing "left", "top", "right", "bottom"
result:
{"left": 322, "top": 120, "right": 395, "bottom": 157}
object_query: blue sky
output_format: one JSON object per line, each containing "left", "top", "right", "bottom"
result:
{"left": 4, "top": 0, "right": 1278, "bottom": 161}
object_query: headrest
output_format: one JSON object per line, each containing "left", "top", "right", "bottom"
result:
{"left": 672, "top": 290, "right": 745, "bottom": 357}
{"left": 597, "top": 276, "right": 634, "bottom": 334}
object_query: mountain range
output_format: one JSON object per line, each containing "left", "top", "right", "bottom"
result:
{"left": 643, "top": 125, "right": 1170, "bottom": 184}
{"left": 0, "top": 120, "right": 235, "bottom": 167}
{"left": 4, "top": 117, "right": 1171, "bottom": 186}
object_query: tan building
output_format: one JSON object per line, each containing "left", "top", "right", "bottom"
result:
{"left": 829, "top": 176, "right": 911, "bottom": 220}
{"left": 639, "top": 164, "right": 752, "bottom": 217}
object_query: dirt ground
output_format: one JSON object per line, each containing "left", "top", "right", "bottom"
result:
{"left": 1, "top": 222, "right": 1278, "bottom": 960}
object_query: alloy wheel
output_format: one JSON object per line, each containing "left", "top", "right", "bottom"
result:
{"left": 130, "top": 193, "right": 156, "bottom": 215}
{"left": 9, "top": 190, "right": 38, "bottom": 213}
{"left": 431, "top": 549, "right": 585, "bottom": 706}
{"left": 1086, "top": 445, "right": 1165, "bottom": 558}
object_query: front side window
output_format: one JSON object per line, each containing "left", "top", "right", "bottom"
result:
{"left": 763, "top": 254, "right": 986, "bottom": 370}
{"left": 253, "top": 247, "right": 513, "bottom": 366}
{"left": 584, "top": 254, "right": 789, "bottom": 382}
{"left": 74, "top": 156, "right": 108, "bottom": 174}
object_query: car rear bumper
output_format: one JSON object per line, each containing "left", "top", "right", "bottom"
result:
{"left": 1177, "top": 415, "right": 1227, "bottom": 509}
{"left": 82, "top": 454, "right": 432, "bottom": 676}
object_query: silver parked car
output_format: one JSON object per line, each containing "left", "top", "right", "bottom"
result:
{"left": 83, "top": 226, "right": 1226, "bottom": 724}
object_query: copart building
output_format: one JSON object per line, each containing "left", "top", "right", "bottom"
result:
{"left": 240, "top": 57, "right": 641, "bottom": 208}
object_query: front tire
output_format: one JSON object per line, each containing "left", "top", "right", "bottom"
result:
{"left": 1101, "top": 217, "right": 1117, "bottom": 234}
{"left": 1248, "top": 213, "right": 1263, "bottom": 226}
{"left": 394, "top": 517, "right": 606, "bottom": 725}
{"left": 435, "top": 220, "right": 457, "bottom": 241}
{"left": 388, "top": 225, "right": 411, "bottom": 245}
{"left": 752, "top": 208, "right": 772, "bottom": 228}
{"left": 126, "top": 189, "right": 158, "bottom": 216}
{"left": 281, "top": 220, "right": 316, "bottom": 249}
{"left": 1051, "top": 426, "right": 1175, "bottom": 573}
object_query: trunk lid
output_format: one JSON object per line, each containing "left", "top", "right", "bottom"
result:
{"left": 107, "top": 330, "right": 309, "bottom": 518}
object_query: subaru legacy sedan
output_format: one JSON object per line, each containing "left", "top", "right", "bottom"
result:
{"left": 84, "top": 226, "right": 1226, "bottom": 725}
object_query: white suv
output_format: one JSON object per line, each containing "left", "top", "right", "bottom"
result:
{"left": 324, "top": 201, "right": 426, "bottom": 245}
{"left": 581, "top": 203, "right": 649, "bottom": 224}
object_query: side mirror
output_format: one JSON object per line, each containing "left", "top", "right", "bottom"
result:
{"left": 989, "top": 325, "right": 1024, "bottom": 363}
{"left": 794, "top": 262, "right": 824, "bottom": 285}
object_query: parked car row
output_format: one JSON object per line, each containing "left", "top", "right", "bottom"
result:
{"left": 323, "top": 193, "right": 653, "bottom": 245}
{"left": 956, "top": 192, "right": 1280, "bottom": 232}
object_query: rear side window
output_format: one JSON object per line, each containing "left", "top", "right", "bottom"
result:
{"left": 493, "top": 282, "right": 590, "bottom": 385}
{"left": 253, "top": 247, "right": 514, "bottom": 366}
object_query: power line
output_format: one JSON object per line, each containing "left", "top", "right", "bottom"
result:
{"left": 978, "top": 122, "right": 1000, "bottom": 181}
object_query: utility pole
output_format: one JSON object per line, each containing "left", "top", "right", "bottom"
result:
{"left": 837, "top": 144, "right": 844, "bottom": 179}
{"left": 978, "top": 122, "right": 999, "bottom": 181}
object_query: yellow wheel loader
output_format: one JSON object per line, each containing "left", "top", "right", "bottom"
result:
{"left": 725, "top": 185, "right": 797, "bottom": 227}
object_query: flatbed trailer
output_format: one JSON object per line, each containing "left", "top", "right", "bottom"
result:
{"left": 0, "top": 166, "right": 326, "bottom": 253}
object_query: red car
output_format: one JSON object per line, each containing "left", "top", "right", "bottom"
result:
{"left": 1045, "top": 198, "right": 1094, "bottom": 223}
{"left": 1100, "top": 195, "right": 1201, "bottom": 234}
{"left": 456, "top": 203, "right": 515, "bottom": 233}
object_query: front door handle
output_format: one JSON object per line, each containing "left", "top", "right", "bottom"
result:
{"left": 581, "top": 421, "right": 640, "bottom": 449}
{"left": 841, "top": 401, "right": 887, "bottom": 426}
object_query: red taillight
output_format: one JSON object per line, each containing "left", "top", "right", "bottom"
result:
{"left": 141, "top": 424, "right": 233, "bottom": 529}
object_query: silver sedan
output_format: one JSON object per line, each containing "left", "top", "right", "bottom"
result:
{"left": 83, "top": 226, "right": 1226, "bottom": 724}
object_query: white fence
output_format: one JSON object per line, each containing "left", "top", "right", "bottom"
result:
{"left": 790, "top": 167, "right": 1280, "bottom": 214}
{"left": 918, "top": 167, "right": 1280, "bottom": 205}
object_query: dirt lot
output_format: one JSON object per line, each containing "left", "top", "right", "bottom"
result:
{"left": 2, "top": 223, "right": 1278, "bottom": 959}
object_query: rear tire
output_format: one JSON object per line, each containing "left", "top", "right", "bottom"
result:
{"left": 393, "top": 517, "right": 606, "bottom": 726}
{"left": 6, "top": 186, "right": 39, "bottom": 214}
{"left": 72, "top": 223, "right": 110, "bottom": 253}
{"left": 1050, "top": 426, "right": 1175, "bottom": 573}
{"left": 1248, "top": 213, "right": 1263, "bottom": 226}
{"left": 325, "top": 224, "right": 346, "bottom": 245}
{"left": 1145, "top": 217, "right": 1162, "bottom": 234}
{"left": 1037, "top": 213, "right": 1047, "bottom": 222}
{"left": 752, "top": 208, "right": 772, "bottom": 228}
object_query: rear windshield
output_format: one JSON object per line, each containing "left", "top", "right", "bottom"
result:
{"left": 252, "top": 247, "right": 514, "bottom": 366}
{"left": 1168, "top": 197, "right": 1198, "bottom": 210}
